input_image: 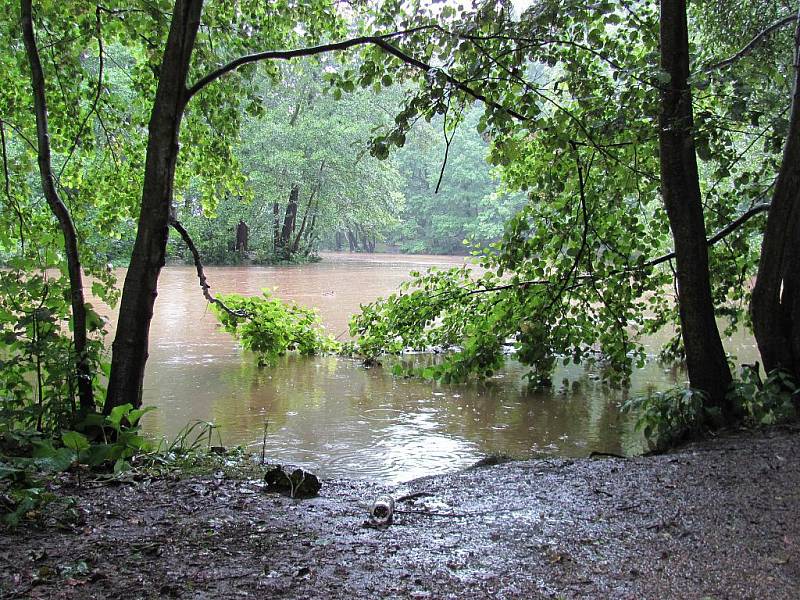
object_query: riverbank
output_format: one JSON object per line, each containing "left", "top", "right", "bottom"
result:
{"left": 1, "top": 426, "right": 798, "bottom": 599}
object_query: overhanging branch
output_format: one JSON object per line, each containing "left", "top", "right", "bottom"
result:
{"left": 466, "top": 200, "right": 772, "bottom": 296}
{"left": 186, "top": 28, "right": 429, "bottom": 101}
{"left": 702, "top": 14, "right": 798, "bottom": 72}
{"left": 185, "top": 27, "right": 526, "bottom": 122}
{"left": 169, "top": 218, "right": 250, "bottom": 319}
{"left": 644, "top": 201, "right": 771, "bottom": 268}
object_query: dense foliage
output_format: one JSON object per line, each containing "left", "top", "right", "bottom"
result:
{"left": 0, "top": 270, "right": 109, "bottom": 431}
{"left": 212, "top": 292, "right": 340, "bottom": 366}
{"left": 338, "top": 0, "right": 798, "bottom": 399}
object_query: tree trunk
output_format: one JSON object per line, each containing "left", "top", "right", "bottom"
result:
{"left": 235, "top": 220, "right": 249, "bottom": 252}
{"left": 272, "top": 201, "right": 280, "bottom": 251}
{"left": 659, "top": 0, "right": 732, "bottom": 408}
{"left": 292, "top": 160, "right": 324, "bottom": 253}
{"left": 346, "top": 229, "right": 357, "bottom": 252}
{"left": 21, "top": 0, "right": 94, "bottom": 413}
{"left": 304, "top": 202, "right": 318, "bottom": 245}
{"left": 105, "top": 0, "right": 203, "bottom": 412}
{"left": 291, "top": 192, "right": 313, "bottom": 253}
{"left": 280, "top": 185, "right": 299, "bottom": 249}
{"left": 751, "top": 7, "right": 800, "bottom": 380}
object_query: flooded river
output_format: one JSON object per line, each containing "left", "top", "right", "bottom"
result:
{"left": 106, "top": 252, "right": 758, "bottom": 483}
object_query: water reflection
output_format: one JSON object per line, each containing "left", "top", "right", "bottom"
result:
{"left": 96, "top": 253, "right": 759, "bottom": 483}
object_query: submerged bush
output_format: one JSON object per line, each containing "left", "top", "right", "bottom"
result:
{"left": 212, "top": 292, "right": 340, "bottom": 366}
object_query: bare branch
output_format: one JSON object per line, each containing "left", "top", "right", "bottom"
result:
{"left": 435, "top": 96, "right": 455, "bottom": 194}
{"left": 169, "top": 218, "right": 250, "bottom": 319}
{"left": 0, "top": 119, "right": 26, "bottom": 252}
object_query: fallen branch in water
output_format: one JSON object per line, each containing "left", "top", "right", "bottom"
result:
{"left": 169, "top": 218, "right": 250, "bottom": 319}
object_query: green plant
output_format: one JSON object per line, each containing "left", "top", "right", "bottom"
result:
{"left": 623, "top": 387, "right": 718, "bottom": 452}
{"left": 72, "top": 403, "right": 157, "bottom": 473}
{"left": 1, "top": 404, "right": 156, "bottom": 527}
{"left": 167, "top": 420, "right": 222, "bottom": 454}
{"left": 212, "top": 291, "right": 340, "bottom": 366}
{"left": 0, "top": 271, "right": 108, "bottom": 434}
{"left": 729, "top": 367, "right": 798, "bottom": 426}
{"left": 0, "top": 485, "right": 56, "bottom": 527}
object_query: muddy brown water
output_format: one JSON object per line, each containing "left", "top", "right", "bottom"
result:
{"left": 96, "top": 252, "right": 758, "bottom": 483}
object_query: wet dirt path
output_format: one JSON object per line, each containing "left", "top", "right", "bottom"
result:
{"left": 1, "top": 427, "right": 798, "bottom": 599}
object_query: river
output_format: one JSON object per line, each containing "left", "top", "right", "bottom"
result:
{"left": 102, "top": 252, "right": 758, "bottom": 483}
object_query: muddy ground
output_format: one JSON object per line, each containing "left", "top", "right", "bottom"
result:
{"left": 1, "top": 426, "right": 799, "bottom": 599}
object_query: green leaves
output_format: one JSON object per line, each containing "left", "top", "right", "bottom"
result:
{"left": 61, "top": 431, "right": 89, "bottom": 453}
{"left": 623, "top": 387, "right": 713, "bottom": 451}
{"left": 729, "top": 368, "right": 798, "bottom": 426}
{"left": 0, "top": 270, "right": 108, "bottom": 433}
{"left": 212, "top": 292, "right": 340, "bottom": 365}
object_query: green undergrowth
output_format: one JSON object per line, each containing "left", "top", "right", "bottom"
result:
{"left": 624, "top": 367, "right": 799, "bottom": 452}
{"left": 0, "top": 407, "right": 260, "bottom": 528}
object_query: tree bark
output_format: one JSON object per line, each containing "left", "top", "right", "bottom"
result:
{"left": 21, "top": 0, "right": 94, "bottom": 413}
{"left": 659, "top": 0, "right": 732, "bottom": 408}
{"left": 304, "top": 201, "right": 318, "bottom": 245}
{"left": 105, "top": 0, "right": 203, "bottom": 412}
{"left": 291, "top": 192, "right": 312, "bottom": 253}
{"left": 751, "top": 7, "right": 800, "bottom": 380}
{"left": 273, "top": 201, "right": 280, "bottom": 251}
{"left": 279, "top": 184, "right": 299, "bottom": 250}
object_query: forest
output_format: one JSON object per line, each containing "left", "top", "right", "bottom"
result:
{"left": 1, "top": 0, "right": 800, "bottom": 597}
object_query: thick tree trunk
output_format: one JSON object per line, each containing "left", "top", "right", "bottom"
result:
{"left": 21, "top": 0, "right": 94, "bottom": 413}
{"left": 751, "top": 8, "right": 800, "bottom": 380}
{"left": 346, "top": 229, "right": 357, "bottom": 252}
{"left": 659, "top": 0, "right": 732, "bottom": 408}
{"left": 105, "top": 0, "right": 203, "bottom": 412}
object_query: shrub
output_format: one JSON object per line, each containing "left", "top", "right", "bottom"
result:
{"left": 212, "top": 292, "right": 340, "bottom": 365}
